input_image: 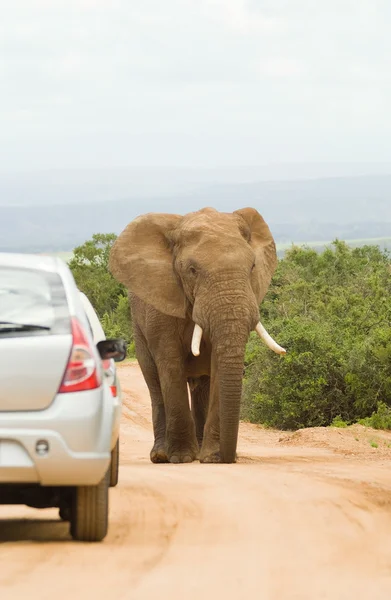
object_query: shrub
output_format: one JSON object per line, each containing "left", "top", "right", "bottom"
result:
{"left": 243, "top": 241, "right": 391, "bottom": 429}
{"left": 359, "top": 401, "right": 391, "bottom": 430}
{"left": 69, "top": 233, "right": 134, "bottom": 355}
{"left": 330, "top": 415, "right": 348, "bottom": 428}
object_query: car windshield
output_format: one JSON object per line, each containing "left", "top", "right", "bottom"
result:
{"left": 0, "top": 266, "right": 70, "bottom": 335}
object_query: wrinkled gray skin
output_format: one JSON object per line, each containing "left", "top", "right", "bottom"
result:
{"left": 109, "top": 207, "right": 277, "bottom": 464}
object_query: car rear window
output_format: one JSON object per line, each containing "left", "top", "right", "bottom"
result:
{"left": 0, "top": 266, "right": 71, "bottom": 337}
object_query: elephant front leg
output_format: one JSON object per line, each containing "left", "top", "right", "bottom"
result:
{"left": 189, "top": 375, "right": 210, "bottom": 449}
{"left": 199, "top": 365, "right": 221, "bottom": 463}
{"left": 199, "top": 356, "right": 239, "bottom": 464}
{"left": 150, "top": 390, "right": 168, "bottom": 463}
{"left": 159, "top": 365, "right": 199, "bottom": 464}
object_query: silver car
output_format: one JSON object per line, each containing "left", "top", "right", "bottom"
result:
{"left": 79, "top": 290, "right": 122, "bottom": 488}
{"left": 0, "top": 253, "right": 126, "bottom": 542}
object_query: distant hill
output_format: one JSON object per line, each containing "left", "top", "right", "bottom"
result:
{"left": 2, "top": 163, "right": 391, "bottom": 207}
{"left": 1, "top": 174, "right": 390, "bottom": 253}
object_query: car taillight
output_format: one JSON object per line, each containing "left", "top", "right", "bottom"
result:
{"left": 110, "top": 385, "right": 117, "bottom": 397}
{"left": 58, "top": 317, "right": 101, "bottom": 393}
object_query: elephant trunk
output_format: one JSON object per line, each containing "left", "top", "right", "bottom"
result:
{"left": 218, "top": 354, "right": 246, "bottom": 463}
{"left": 193, "top": 279, "right": 259, "bottom": 463}
{"left": 211, "top": 320, "right": 251, "bottom": 464}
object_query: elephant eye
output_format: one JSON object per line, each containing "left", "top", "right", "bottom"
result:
{"left": 251, "top": 262, "right": 256, "bottom": 271}
{"left": 189, "top": 265, "right": 197, "bottom": 275}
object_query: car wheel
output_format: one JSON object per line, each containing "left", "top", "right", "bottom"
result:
{"left": 110, "top": 437, "right": 120, "bottom": 487}
{"left": 70, "top": 469, "right": 109, "bottom": 542}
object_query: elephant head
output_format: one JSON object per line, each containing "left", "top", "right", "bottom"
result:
{"left": 109, "top": 207, "right": 285, "bottom": 463}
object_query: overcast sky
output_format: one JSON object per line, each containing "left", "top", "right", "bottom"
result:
{"left": 1, "top": 0, "right": 390, "bottom": 172}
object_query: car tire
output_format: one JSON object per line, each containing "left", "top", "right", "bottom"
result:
{"left": 110, "top": 437, "right": 120, "bottom": 487}
{"left": 70, "top": 469, "right": 109, "bottom": 542}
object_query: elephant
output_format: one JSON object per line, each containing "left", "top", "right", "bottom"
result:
{"left": 109, "top": 207, "right": 285, "bottom": 464}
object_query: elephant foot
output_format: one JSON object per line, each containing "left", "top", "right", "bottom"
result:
{"left": 200, "top": 451, "right": 222, "bottom": 464}
{"left": 167, "top": 445, "right": 198, "bottom": 464}
{"left": 200, "top": 445, "right": 238, "bottom": 464}
{"left": 169, "top": 453, "right": 194, "bottom": 464}
{"left": 199, "top": 438, "right": 220, "bottom": 463}
{"left": 150, "top": 444, "right": 169, "bottom": 464}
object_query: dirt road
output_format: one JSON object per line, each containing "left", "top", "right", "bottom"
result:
{"left": 2, "top": 362, "right": 391, "bottom": 599}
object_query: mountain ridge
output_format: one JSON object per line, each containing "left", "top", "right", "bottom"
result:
{"left": 1, "top": 174, "right": 390, "bottom": 252}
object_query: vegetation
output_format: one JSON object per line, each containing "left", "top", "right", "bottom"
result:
{"left": 276, "top": 237, "right": 391, "bottom": 258}
{"left": 330, "top": 415, "right": 348, "bottom": 428}
{"left": 328, "top": 402, "right": 391, "bottom": 430}
{"left": 358, "top": 401, "right": 391, "bottom": 430}
{"left": 69, "top": 234, "right": 135, "bottom": 357}
{"left": 242, "top": 240, "right": 391, "bottom": 430}
{"left": 69, "top": 235, "right": 391, "bottom": 429}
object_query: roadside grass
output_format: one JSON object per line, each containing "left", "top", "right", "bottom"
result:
{"left": 329, "top": 403, "right": 391, "bottom": 432}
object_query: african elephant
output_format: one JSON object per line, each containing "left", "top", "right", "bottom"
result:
{"left": 109, "top": 207, "right": 285, "bottom": 464}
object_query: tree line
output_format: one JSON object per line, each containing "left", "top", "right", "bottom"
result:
{"left": 69, "top": 234, "right": 391, "bottom": 431}
{"left": 68, "top": 233, "right": 135, "bottom": 356}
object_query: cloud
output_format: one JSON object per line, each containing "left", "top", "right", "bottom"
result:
{"left": 0, "top": 0, "right": 390, "bottom": 169}
{"left": 197, "top": 0, "right": 285, "bottom": 34}
{"left": 259, "top": 57, "right": 304, "bottom": 78}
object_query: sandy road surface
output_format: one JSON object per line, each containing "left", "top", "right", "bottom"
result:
{"left": 2, "top": 363, "right": 391, "bottom": 599}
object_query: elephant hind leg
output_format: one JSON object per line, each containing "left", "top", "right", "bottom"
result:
{"left": 189, "top": 376, "right": 210, "bottom": 449}
{"left": 133, "top": 325, "right": 168, "bottom": 463}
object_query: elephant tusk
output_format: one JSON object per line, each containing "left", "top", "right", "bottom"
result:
{"left": 191, "top": 323, "right": 203, "bottom": 356}
{"left": 255, "top": 321, "right": 286, "bottom": 355}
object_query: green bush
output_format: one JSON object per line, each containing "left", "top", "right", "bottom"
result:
{"left": 101, "top": 295, "right": 135, "bottom": 357}
{"left": 330, "top": 415, "right": 348, "bottom": 428}
{"left": 243, "top": 241, "right": 391, "bottom": 430}
{"left": 359, "top": 401, "right": 391, "bottom": 430}
{"left": 69, "top": 233, "right": 125, "bottom": 318}
{"left": 69, "top": 233, "right": 135, "bottom": 356}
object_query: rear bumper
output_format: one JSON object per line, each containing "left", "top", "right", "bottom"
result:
{"left": 0, "top": 386, "right": 114, "bottom": 487}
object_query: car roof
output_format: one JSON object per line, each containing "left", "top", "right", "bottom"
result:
{"left": 0, "top": 253, "right": 106, "bottom": 349}
{"left": 0, "top": 252, "right": 63, "bottom": 272}
{"left": 0, "top": 252, "right": 88, "bottom": 324}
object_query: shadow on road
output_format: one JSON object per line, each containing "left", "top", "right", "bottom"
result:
{"left": 0, "top": 518, "right": 70, "bottom": 543}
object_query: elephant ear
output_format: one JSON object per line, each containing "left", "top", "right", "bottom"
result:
{"left": 234, "top": 207, "right": 277, "bottom": 303}
{"left": 109, "top": 213, "right": 188, "bottom": 318}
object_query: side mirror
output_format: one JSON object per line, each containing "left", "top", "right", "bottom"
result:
{"left": 97, "top": 339, "right": 127, "bottom": 362}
